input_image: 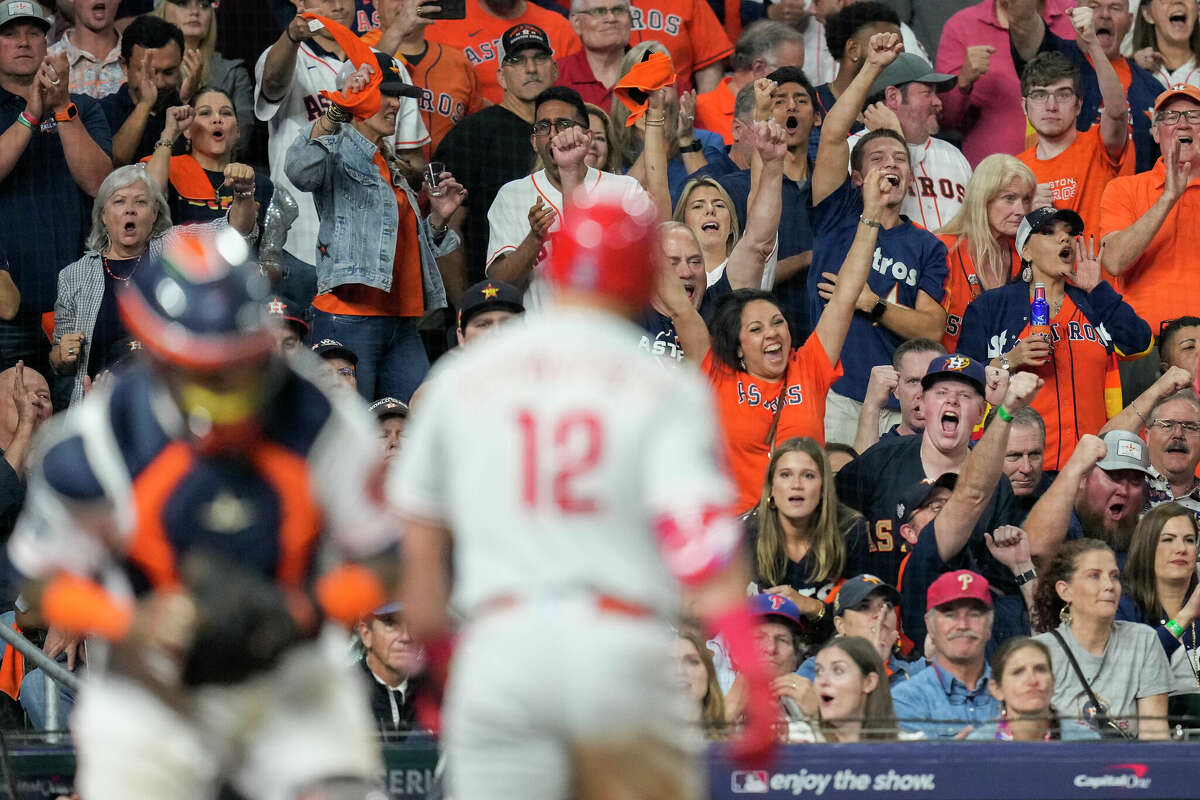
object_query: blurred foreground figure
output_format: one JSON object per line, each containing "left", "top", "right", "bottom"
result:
{"left": 395, "top": 184, "right": 779, "bottom": 800}
{"left": 9, "top": 227, "right": 396, "bottom": 799}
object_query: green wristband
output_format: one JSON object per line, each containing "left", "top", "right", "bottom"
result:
{"left": 1166, "top": 619, "right": 1185, "bottom": 638}
{"left": 995, "top": 405, "right": 1014, "bottom": 423}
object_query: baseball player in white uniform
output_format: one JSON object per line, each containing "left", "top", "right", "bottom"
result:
{"left": 255, "top": 2, "right": 429, "bottom": 264}
{"left": 485, "top": 86, "right": 648, "bottom": 310}
{"left": 395, "top": 186, "right": 779, "bottom": 800}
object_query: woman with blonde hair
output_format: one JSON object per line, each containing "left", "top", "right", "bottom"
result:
{"left": 745, "top": 437, "right": 870, "bottom": 634}
{"left": 153, "top": 0, "right": 254, "bottom": 157}
{"left": 935, "top": 154, "right": 1036, "bottom": 351}
{"left": 584, "top": 102, "right": 620, "bottom": 172}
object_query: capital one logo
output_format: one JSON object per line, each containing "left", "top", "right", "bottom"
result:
{"left": 1074, "top": 764, "right": 1151, "bottom": 790}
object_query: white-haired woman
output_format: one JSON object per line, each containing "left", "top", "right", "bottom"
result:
{"left": 51, "top": 164, "right": 257, "bottom": 404}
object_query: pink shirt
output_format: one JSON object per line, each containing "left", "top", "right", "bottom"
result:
{"left": 936, "top": 0, "right": 1077, "bottom": 167}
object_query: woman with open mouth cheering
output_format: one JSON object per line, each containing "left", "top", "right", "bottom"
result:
{"left": 956, "top": 206, "right": 1151, "bottom": 471}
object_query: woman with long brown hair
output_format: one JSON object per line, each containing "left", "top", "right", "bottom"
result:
{"left": 1032, "top": 538, "right": 1171, "bottom": 739}
{"left": 674, "top": 630, "right": 726, "bottom": 738}
{"left": 1122, "top": 502, "right": 1200, "bottom": 695}
{"left": 746, "top": 437, "right": 869, "bottom": 634}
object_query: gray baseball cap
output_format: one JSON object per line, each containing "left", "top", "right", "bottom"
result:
{"left": 0, "top": 1, "right": 50, "bottom": 30}
{"left": 868, "top": 53, "right": 955, "bottom": 98}
{"left": 1095, "top": 430, "right": 1154, "bottom": 476}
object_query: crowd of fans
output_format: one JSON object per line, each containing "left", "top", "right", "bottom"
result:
{"left": 0, "top": 0, "right": 1199, "bottom": 749}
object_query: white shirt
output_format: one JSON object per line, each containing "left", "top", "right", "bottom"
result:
{"left": 390, "top": 306, "right": 735, "bottom": 618}
{"left": 846, "top": 131, "right": 971, "bottom": 232}
{"left": 704, "top": 236, "right": 779, "bottom": 290}
{"left": 1151, "top": 56, "right": 1200, "bottom": 90}
{"left": 802, "top": 19, "right": 928, "bottom": 88}
{"left": 254, "top": 41, "right": 429, "bottom": 264}
{"left": 485, "top": 167, "right": 649, "bottom": 310}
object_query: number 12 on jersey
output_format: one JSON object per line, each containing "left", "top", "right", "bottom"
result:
{"left": 516, "top": 410, "right": 605, "bottom": 514}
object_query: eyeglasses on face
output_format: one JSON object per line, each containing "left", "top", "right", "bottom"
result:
{"left": 1025, "top": 88, "right": 1076, "bottom": 105}
{"left": 1155, "top": 109, "right": 1200, "bottom": 125}
{"left": 1149, "top": 419, "right": 1200, "bottom": 435}
{"left": 335, "top": 367, "right": 356, "bottom": 377}
{"left": 531, "top": 118, "right": 582, "bottom": 136}
{"left": 501, "top": 51, "right": 552, "bottom": 68}
{"left": 576, "top": 4, "right": 630, "bottom": 18}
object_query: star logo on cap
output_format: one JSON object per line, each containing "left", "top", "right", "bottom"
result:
{"left": 945, "top": 355, "right": 971, "bottom": 371}
{"left": 482, "top": 285, "right": 500, "bottom": 299}
{"left": 267, "top": 299, "right": 285, "bottom": 316}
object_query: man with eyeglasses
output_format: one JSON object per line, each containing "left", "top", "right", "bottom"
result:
{"left": 433, "top": 24, "right": 559, "bottom": 284}
{"left": 1015, "top": 12, "right": 1133, "bottom": 243}
{"left": 557, "top": 0, "right": 632, "bottom": 109}
{"left": 1009, "top": 0, "right": 1163, "bottom": 173}
{"left": 425, "top": 0, "right": 579, "bottom": 105}
{"left": 47, "top": 0, "right": 124, "bottom": 98}
{"left": 1142, "top": 390, "right": 1200, "bottom": 523}
{"left": 1100, "top": 84, "right": 1200, "bottom": 338}
{"left": 485, "top": 84, "right": 648, "bottom": 307}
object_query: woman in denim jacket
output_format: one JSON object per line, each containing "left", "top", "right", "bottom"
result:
{"left": 285, "top": 48, "right": 465, "bottom": 403}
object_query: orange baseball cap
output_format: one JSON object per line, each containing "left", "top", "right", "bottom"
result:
{"left": 1153, "top": 83, "right": 1200, "bottom": 114}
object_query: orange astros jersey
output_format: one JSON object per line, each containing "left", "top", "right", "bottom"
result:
{"left": 362, "top": 32, "right": 487, "bottom": 157}
{"left": 629, "top": 0, "right": 732, "bottom": 90}
{"left": 425, "top": 2, "right": 581, "bottom": 105}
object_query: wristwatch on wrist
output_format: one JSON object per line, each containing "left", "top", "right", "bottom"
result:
{"left": 869, "top": 299, "right": 887, "bottom": 323}
{"left": 1014, "top": 568, "right": 1037, "bottom": 586}
{"left": 54, "top": 103, "right": 78, "bottom": 122}
{"left": 999, "top": 352, "right": 1011, "bottom": 372}
{"left": 678, "top": 139, "right": 703, "bottom": 153}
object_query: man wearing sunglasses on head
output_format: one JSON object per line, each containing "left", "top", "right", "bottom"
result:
{"left": 485, "top": 83, "right": 648, "bottom": 308}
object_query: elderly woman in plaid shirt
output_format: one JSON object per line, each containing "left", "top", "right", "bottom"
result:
{"left": 50, "top": 163, "right": 257, "bottom": 405}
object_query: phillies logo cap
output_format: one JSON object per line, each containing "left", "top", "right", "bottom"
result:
{"left": 926, "top": 569, "right": 992, "bottom": 611}
{"left": 748, "top": 592, "right": 807, "bottom": 630}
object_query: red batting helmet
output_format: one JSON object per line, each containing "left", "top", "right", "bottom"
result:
{"left": 546, "top": 185, "right": 658, "bottom": 310}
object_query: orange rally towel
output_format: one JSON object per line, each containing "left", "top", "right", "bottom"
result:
{"left": 303, "top": 13, "right": 383, "bottom": 120}
{"left": 614, "top": 51, "right": 676, "bottom": 127}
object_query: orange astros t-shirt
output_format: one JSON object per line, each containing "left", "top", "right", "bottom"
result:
{"left": 703, "top": 333, "right": 840, "bottom": 512}
{"left": 937, "top": 234, "right": 1021, "bottom": 352}
{"left": 1017, "top": 124, "right": 1132, "bottom": 245}
{"left": 361, "top": 32, "right": 486, "bottom": 157}
{"left": 1016, "top": 293, "right": 1111, "bottom": 470}
{"left": 425, "top": 1, "right": 580, "bottom": 105}
{"left": 1099, "top": 159, "right": 1200, "bottom": 333}
{"left": 629, "top": 0, "right": 732, "bottom": 90}
{"left": 695, "top": 75, "right": 735, "bottom": 143}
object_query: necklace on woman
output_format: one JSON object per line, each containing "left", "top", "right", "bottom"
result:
{"left": 102, "top": 252, "right": 142, "bottom": 282}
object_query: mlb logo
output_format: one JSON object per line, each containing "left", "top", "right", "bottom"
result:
{"left": 731, "top": 771, "right": 768, "bottom": 793}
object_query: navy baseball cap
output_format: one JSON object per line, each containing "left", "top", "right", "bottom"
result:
{"left": 896, "top": 473, "right": 957, "bottom": 524}
{"left": 265, "top": 295, "right": 309, "bottom": 336}
{"left": 921, "top": 353, "right": 986, "bottom": 396}
{"left": 833, "top": 575, "right": 901, "bottom": 616}
{"left": 749, "top": 593, "right": 809, "bottom": 633}
{"left": 311, "top": 338, "right": 358, "bottom": 365}
{"left": 1015, "top": 206, "right": 1084, "bottom": 255}
{"left": 371, "top": 602, "right": 402, "bottom": 616}
{"left": 457, "top": 280, "right": 525, "bottom": 330}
